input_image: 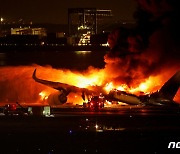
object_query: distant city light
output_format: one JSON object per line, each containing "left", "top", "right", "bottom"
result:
{"left": 78, "top": 32, "right": 91, "bottom": 46}
{"left": 95, "top": 124, "right": 98, "bottom": 129}
{"left": 75, "top": 51, "right": 91, "bottom": 54}
{"left": 78, "top": 25, "right": 90, "bottom": 30}
{"left": 101, "top": 42, "right": 109, "bottom": 47}
{"left": 0, "top": 17, "right": 4, "bottom": 22}
{"left": 41, "top": 42, "right": 45, "bottom": 45}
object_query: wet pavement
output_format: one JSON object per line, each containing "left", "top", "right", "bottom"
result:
{"left": 0, "top": 106, "right": 180, "bottom": 153}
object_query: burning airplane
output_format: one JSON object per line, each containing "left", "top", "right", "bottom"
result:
{"left": 0, "top": 0, "right": 179, "bottom": 107}
{"left": 31, "top": 0, "right": 180, "bottom": 106}
{"left": 33, "top": 69, "right": 180, "bottom": 106}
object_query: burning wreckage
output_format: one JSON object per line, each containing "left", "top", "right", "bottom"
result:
{"left": 33, "top": 69, "right": 180, "bottom": 107}
{"left": 1, "top": 0, "right": 177, "bottom": 109}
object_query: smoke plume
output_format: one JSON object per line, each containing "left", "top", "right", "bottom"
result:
{"left": 105, "top": 0, "right": 180, "bottom": 87}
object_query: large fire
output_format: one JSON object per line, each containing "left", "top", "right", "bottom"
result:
{"left": 0, "top": 64, "right": 179, "bottom": 106}
{"left": 0, "top": 0, "right": 179, "bottom": 106}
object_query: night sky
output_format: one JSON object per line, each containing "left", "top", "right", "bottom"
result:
{"left": 0, "top": 0, "right": 137, "bottom": 24}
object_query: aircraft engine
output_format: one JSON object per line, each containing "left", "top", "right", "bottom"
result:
{"left": 47, "top": 91, "right": 67, "bottom": 105}
{"left": 58, "top": 93, "right": 67, "bottom": 103}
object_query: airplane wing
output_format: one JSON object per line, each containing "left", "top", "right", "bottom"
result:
{"left": 32, "top": 69, "right": 99, "bottom": 100}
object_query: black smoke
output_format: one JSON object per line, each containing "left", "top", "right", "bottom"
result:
{"left": 105, "top": 0, "right": 180, "bottom": 86}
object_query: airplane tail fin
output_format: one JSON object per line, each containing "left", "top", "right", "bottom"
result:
{"left": 159, "top": 71, "right": 180, "bottom": 100}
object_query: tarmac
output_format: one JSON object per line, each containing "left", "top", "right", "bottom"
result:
{"left": 0, "top": 106, "right": 180, "bottom": 153}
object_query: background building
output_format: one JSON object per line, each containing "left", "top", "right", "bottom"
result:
{"left": 68, "top": 8, "right": 112, "bottom": 45}
{"left": 11, "top": 27, "right": 46, "bottom": 37}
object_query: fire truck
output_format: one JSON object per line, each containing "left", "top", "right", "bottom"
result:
{"left": 84, "top": 95, "right": 105, "bottom": 110}
{"left": 3, "top": 102, "right": 27, "bottom": 116}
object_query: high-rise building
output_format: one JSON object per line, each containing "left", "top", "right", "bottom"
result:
{"left": 68, "top": 8, "right": 112, "bottom": 45}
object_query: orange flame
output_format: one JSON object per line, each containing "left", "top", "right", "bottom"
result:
{"left": 39, "top": 91, "right": 49, "bottom": 101}
{"left": 0, "top": 64, "right": 179, "bottom": 105}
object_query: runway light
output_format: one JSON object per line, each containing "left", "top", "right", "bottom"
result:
{"left": 69, "top": 130, "right": 72, "bottom": 134}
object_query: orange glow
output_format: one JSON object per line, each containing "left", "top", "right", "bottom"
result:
{"left": 117, "top": 84, "right": 129, "bottom": 91}
{"left": 128, "top": 76, "right": 162, "bottom": 95}
{"left": 75, "top": 74, "right": 103, "bottom": 88}
{"left": 103, "top": 76, "right": 162, "bottom": 96}
{"left": 104, "top": 82, "right": 114, "bottom": 92}
{"left": 67, "top": 92, "right": 84, "bottom": 105}
{"left": 0, "top": 64, "right": 179, "bottom": 105}
{"left": 39, "top": 91, "right": 49, "bottom": 101}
